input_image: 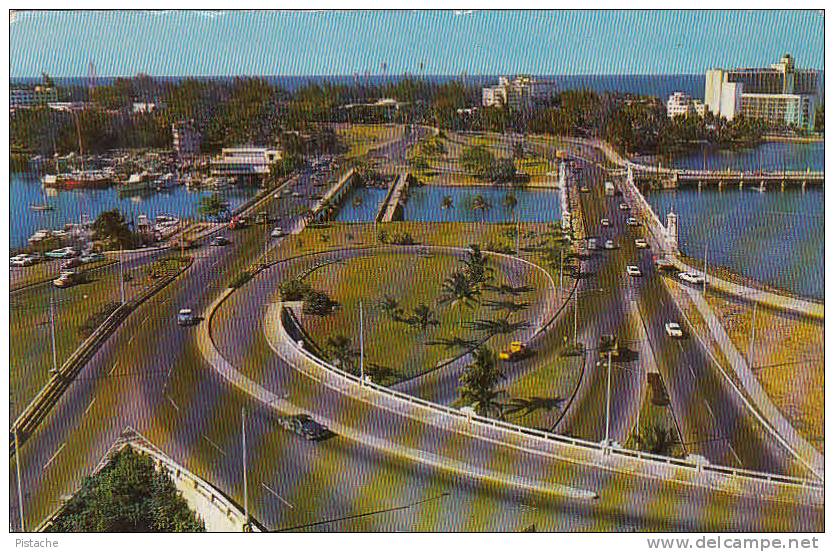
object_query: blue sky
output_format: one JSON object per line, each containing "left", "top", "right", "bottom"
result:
{"left": 10, "top": 10, "right": 824, "bottom": 77}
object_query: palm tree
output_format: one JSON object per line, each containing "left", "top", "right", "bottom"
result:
{"left": 439, "top": 269, "right": 480, "bottom": 327}
{"left": 503, "top": 192, "right": 517, "bottom": 222}
{"left": 379, "top": 294, "right": 403, "bottom": 321}
{"left": 409, "top": 303, "right": 439, "bottom": 335}
{"left": 471, "top": 194, "right": 491, "bottom": 222}
{"left": 326, "top": 334, "right": 356, "bottom": 372}
{"left": 468, "top": 317, "right": 530, "bottom": 337}
{"left": 463, "top": 244, "right": 491, "bottom": 286}
{"left": 635, "top": 422, "right": 680, "bottom": 456}
{"left": 459, "top": 346, "right": 505, "bottom": 418}
{"left": 441, "top": 195, "right": 453, "bottom": 210}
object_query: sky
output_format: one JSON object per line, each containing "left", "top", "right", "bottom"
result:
{"left": 9, "top": 10, "right": 825, "bottom": 78}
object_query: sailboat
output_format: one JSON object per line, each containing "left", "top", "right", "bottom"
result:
{"left": 32, "top": 154, "right": 58, "bottom": 211}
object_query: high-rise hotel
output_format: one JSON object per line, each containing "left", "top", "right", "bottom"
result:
{"left": 704, "top": 54, "right": 819, "bottom": 131}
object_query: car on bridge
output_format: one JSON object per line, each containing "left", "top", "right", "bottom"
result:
{"left": 601, "top": 218, "right": 610, "bottom": 227}
{"left": 626, "top": 217, "right": 639, "bottom": 226}
{"left": 634, "top": 238, "right": 648, "bottom": 249}
{"left": 587, "top": 237, "right": 597, "bottom": 250}
{"left": 665, "top": 322, "right": 684, "bottom": 338}
{"left": 619, "top": 202, "right": 630, "bottom": 211}
{"left": 604, "top": 239, "right": 617, "bottom": 250}
{"left": 626, "top": 265, "right": 642, "bottom": 277}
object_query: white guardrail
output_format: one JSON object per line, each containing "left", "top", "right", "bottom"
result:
{"left": 279, "top": 307, "right": 822, "bottom": 492}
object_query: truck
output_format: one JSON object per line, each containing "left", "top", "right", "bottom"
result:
{"left": 498, "top": 341, "right": 527, "bottom": 361}
{"left": 604, "top": 181, "right": 616, "bottom": 196}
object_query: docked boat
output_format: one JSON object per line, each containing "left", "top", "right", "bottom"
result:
{"left": 118, "top": 172, "right": 155, "bottom": 195}
{"left": 154, "top": 173, "right": 178, "bottom": 191}
{"left": 42, "top": 169, "right": 114, "bottom": 190}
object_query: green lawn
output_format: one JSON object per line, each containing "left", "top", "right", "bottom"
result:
{"left": 296, "top": 250, "right": 549, "bottom": 383}
{"left": 501, "top": 354, "right": 583, "bottom": 431}
{"left": 337, "top": 124, "right": 403, "bottom": 159}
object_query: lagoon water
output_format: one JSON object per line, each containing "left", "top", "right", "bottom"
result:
{"left": 10, "top": 172, "right": 259, "bottom": 249}
{"left": 645, "top": 187, "right": 824, "bottom": 300}
{"left": 635, "top": 141, "right": 824, "bottom": 172}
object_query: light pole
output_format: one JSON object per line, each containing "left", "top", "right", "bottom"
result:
{"left": 14, "top": 429, "right": 24, "bottom": 531}
{"left": 559, "top": 249, "right": 564, "bottom": 300}
{"left": 359, "top": 300, "right": 365, "bottom": 384}
{"left": 49, "top": 292, "right": 58, "bottom": 375}
{"left": 747, "top": 301, "right": 758, "bottom": 369}
{"left": 605, "top": 350, "right": 612, "bottom": 452}
{"left": 241, "top": 407, "right": 249, "bottom": 531}
{"left": 703, "top": 242, "right": 709, "bottom": 295}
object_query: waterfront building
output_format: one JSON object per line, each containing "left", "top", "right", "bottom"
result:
{"left": 210, "top": 147, "right": 282, "bottom": 177}
{"left": 132, "top": 102, "right": 157, "bottom": 114}
{"left": 172, "top": 120, "right": 202, "bottom": 158}
{"left": 482, "top": 75, "right": 556, "bottom": 110}
{"left": 10, "top": 85, "right": 58, "bottom": 110}
{"left": 666, "top": 92, "right": 706, "bottom": 119}
{"left": 704, "top": 54, "right": 818, "bottom": 130}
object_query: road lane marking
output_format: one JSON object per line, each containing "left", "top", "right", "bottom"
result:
{"left": 43, "top": 443, "right": 66, "bottom": 470}
{"left": 167, "top": 395, "right": 180, "bottom": 412}
{"left": 109, "top": 361, "right": 120, "bottom": 375}
{"left": 203, "top": 436, "right": 227, "bottom": 456}
{"left": 128, "top": 335, "right": 135, "bottom": 345}
{"left": 84, "top": 397, "right": 97, "bottom": 415}
{"left": 262, "top": 482, "right": 294, "bottom": 509}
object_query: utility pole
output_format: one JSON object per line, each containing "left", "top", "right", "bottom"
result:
{"left": 119, "top": 248, "right": 125, "bottom": 305}
{"left": 703, "top": 242, "right": 708, "bottom": 295}
{"left": 49, "top": 292, "right": 58, "bottom": 375}
{"left": 359, "top": 300, "right": 365, "bottom": 384}
{"left": 747, "top": 301, "right": 758, "bottom": 369}
{"left": 605, "top": 351, "right": 612, "bottom": 452}
{"left": 15, "top": 429, "right": 24, "bottom": 531}
{"left": 241, "top": 407, "right": 249, "bottom": 531}
{"left": 573, "top": 289, "right": 578, "bottom": 346}
{"left": 559, "top": 249, "right": 564, "bottom": 300}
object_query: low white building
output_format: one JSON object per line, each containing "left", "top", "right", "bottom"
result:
{"left": 211, "top": 147, "right": 281, "bottom": 177}
{"left": 482, "top": 75, "right": 556, "bottom": 110}
{"left": 666, "top": 92, "right": 706, "bottom": 119}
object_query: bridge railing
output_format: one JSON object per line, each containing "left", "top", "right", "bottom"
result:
{"left": 278, "top": 306, "right": 823, "bottom": 492}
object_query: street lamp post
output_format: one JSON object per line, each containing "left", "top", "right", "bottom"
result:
{"left": 703, "top": 242, "right": 709, "bottom": 295}
{"left": 747, "top": 301, "right": 758, "bottom": 369}
{"left": 49, "top": 292, "right": 58, "bottom": 375}
{"left": 605, "top": 350, "right": 612, "bottom": 452}
{"left": 15, "top": 429, "right": 24, "bottom": 531}
{"left": 359, "top": 300, "right": 365, "bottom": 384}
{"left": 241, "top": 407, "right": 249, "bottom": 531}
{"left": 119, "top": 248, "right": 125, "bottom": 305}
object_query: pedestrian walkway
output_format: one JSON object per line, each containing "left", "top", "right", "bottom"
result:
{"left": 679, "top": 284, "right": 824, "bottom": 480}
{"left": 673, "top": 257, "right": 823, "bottom": 320}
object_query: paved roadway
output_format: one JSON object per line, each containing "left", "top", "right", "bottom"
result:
{"left": 556, "top": 154, "right": 806, "bottom": 478}
{"left": 9, "top": 133, "right": 819, "bottom": 532}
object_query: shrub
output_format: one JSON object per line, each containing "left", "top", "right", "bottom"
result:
{"left": 303, "top": 290, "right": 337, "bottom": 316}
{"left": 79, "top": 302, "right": 121, "bottom": 338}
{"left": 279, "top": 278, "right": 312, "bottom": 301}
{"left": 229, "top": 271, "right": 253, "bottom": 289}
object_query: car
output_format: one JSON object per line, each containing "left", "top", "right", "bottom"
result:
{"left": 601, "top": 218, "right": 610, "bottom": 227}
{"left": 604, "top": 239, "right": 617, "bottom": 250}
{"left": 280, "top": 414, "right": 329, "bottom": 441}
{"left": 53, "top": 269, "right": 85, "bottom": 288}
{"left": 678, "top": 271, "right": 705, "bottom": 284}
{"left": 270, "top": 227, "right": 285, "bottom": 238}
{"left": 10, "top": 255, "right": 36, "bottom": 267}
{"left": 626, "top": 265, "right": 642, "bottom": 277}
{"left": 634, "top": 238, "right": 649, "bottom": 249}
{"left": 619, "top": 203, "right": 630, "bottom": 211}
{"left": 61, "top": 257, "right": 83, "bottom": 270}
{"left": 655, "top": 257, "right": 676, "bottom": 271}
{"left": 177, "top": 308, "right": 197, "bottom": 326}
{"left": 254, "top": 212, "right": 270, "bottom": 225}
{"left": 45, "top": 247, "right": 79, "bottom": 259}
{"left": 626, "top": 217, "right": 639, "bottom": 226}
{"left": 587, "top": 238, "right": 597, "bottom": 250}
{"left": 80, "top": 252, "right": 106, "bottom": 264}
{"left": 579, "top": 186, "right": 590, "bottom": 193}
{"left": 665, "top": 322, "right": 684, "bottom": 338}
{"left": 210, "top": 235, "right": 230, "bottom": 247}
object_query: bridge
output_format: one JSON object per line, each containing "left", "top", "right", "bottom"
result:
{"left": 311, "top": 168, "right": 359, "bottom": 223}
{"left": 376, "top": 172, "right": 412, "bottom": 222}
{"left": 624, "top": 162, "right": 824, "bottom": 191}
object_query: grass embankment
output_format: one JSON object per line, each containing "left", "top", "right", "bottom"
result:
{"left": 10, "top": 259, "right": 113, "bottom": 291}
{"left": 704, "top": 293, "right": 824, "bottom": 452}
{"left": 296, "top": 250, "right": 550, "bottom": 383}
{"left": 336, "top": 124, "right": 402, "bottom": 160}
{"left": 9, "top": 255, "right": 189, "bottom": 420}
{"left": 501, "top": 354, "right": 583, "bottom": 431}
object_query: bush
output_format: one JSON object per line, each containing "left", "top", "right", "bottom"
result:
{"left": 389, "top": 231, "right": 416, "bottom": 245}
{"left": 303, "top": 290, "right": 337, "bottom": 316}
{"left": 279, "top": 278, "right": 312, "bottom": 301}
{"left": 229, "top": 271, "right": 253, "bottom": 289}
{"left": 79, "top": 302, "right": 121, "bottom": 338}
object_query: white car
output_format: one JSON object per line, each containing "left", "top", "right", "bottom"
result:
{"left": 604, "top": 239, "right": 617, "bottom": 250}
{"left": 601, "top": 218, "right": 610, "bottom": 227}
{"left": 177, "top": 308, "right": 197, "bottom": 326}
{"left": 10, "top": 255, "right": 35, "bottom": 267}
{"left": 626, "top": 265, "right": 642, "bottom": 277}
{"left": 587, "top": 238, "right": 597, "bottom": 250}
{"left": 626, "top": 217, "right": 639, "bottom": 226}
{"left": 665, "top": 322, "right": 684, "bottom": 338}
{"left": 270, "top": 227, "right": 285, "bottom": 238}
{"left": 678, "top": 271, "right": 705, "bottom": 284}
{"left": 634, "top": 238, "right": 649, "bottom": 249}
{"left": 619, "top": 203, "right": 630, "bottom": 211}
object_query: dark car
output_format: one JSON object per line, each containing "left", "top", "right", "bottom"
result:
{"left": 210, "top": 235, "right": 230, "bottom": 247}
{"left": 282, "top": 414, "right": 329, "bottom": 441}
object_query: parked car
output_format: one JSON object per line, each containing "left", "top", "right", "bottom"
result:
{"left": 46, "top": 247, "right": 80, "bottom": 259}
{"left": 665, "top": 322, "right": 684, "bottom": 338}
{"left": 53, "top": 269, "right": 85, "bottom": 288}
{"left": 61, "top": 257, "right": 83, "bottom": 270}
{"left": 177, "top": 308, "right": 197, "bottom": 326}
{"left": 10, "top": 254, "right": 36, "bottom": 267}
{"left": 210, "top": 235, "right": 230, "bottom": 247}
{"left": 270, "top": 227, "right": 285, "bottom": 238}
{"left": 634, "top": 238, "right": 649, "bottom": 249}
{"left": 80, "top": 252, "right": 106, "bottom": 264}
{"left": 678, "top": 271, "right": 705, "bottom": 285}
{"left": 626, "top": 265, "right": 642, "bottom": 277}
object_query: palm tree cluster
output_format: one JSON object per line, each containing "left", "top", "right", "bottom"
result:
{"left": 459, "top": 346, "right": 505, "bottom": 418}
